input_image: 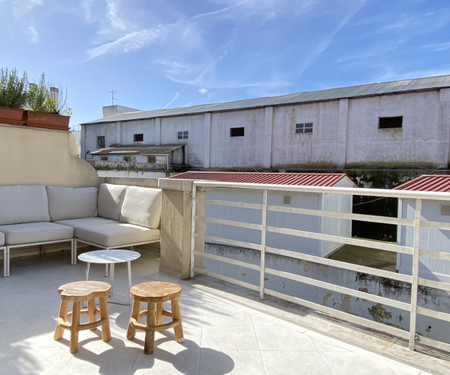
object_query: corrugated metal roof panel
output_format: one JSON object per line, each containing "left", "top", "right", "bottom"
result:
{"left": 394, "top": 175, "right": 450, "bottom": 192}
{"left": 82, "top": 75, "right": 450, "bottom": 125}
{"left": 169, "top": 171, "right": 353, "bottom": 187}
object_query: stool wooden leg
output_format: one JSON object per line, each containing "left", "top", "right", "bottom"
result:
{"left": 127, "top": 299, "right": 140, "bottom": 340}
{"left": 99, "top": 296, "right": 111, "bottom": 342}
{"left": 87, "top": 297, "right": 96, "bottom": 330}
{"left": 70, "top": 301, "right": 81, "bottom": 353}
{"left": 54, "top": 299, "right": 69, "bottom": 340}
{"left": 156, "top": 302, "right": 163, "bottom": 326}
{"left": 171, "top": 298, "right": 184, "bottom": 343}
{"left": 144, "top": 302, "right": 156, "bottom": 354}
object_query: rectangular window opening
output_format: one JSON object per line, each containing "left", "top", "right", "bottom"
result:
{"left": 177, "top": 131, "right": 189, "bottom": 140}
{"left": 379, "top": 116, "right": 402, "bottom": 129}
{"left": 123, "top": 156, "right": 131, "bottom": 162}
{"left": 283, "top": 195, "right": 292, "bottom": 205}
{"left": 147, "top": 156, "right": 156, "bottom": 164}
{"left": 97, "top": 136, "right": 105, "bottom": 148}
{"left": 230, "top": 127, "right": 245, "bottom": 137}
{"left": 100, "top": 156, "right": 108, "bottom": 161}
{"left": 133, "top": 133, "right": 144, "bottom": 142}
{"left": 295, "top": 123, "right": 313, "bottom": 134}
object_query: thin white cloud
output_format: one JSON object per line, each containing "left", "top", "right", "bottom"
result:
{"left": 199, "top": 88, "right": 208, "bottom": 95}
{"left": 26, "top": 26, "right": 39, "bottom": 44}
{"left": 105, "top": 0, "right": 127, "bottom": 31}
{"left": 425, "top": 42, "right": 450, "bottom": 52}
{"left": 297, "top": 0, "right": 367, "bottom": 79}
{"left": 85, "top": 27, "right": 165, "bottom": 61}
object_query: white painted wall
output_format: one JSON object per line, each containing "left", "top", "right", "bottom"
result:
{"left": 81, "top": 87, "right": 450, "bottom": 169}
{"left": 205, "top": 180, "right": 354, "bottom": 257}
{"left": 397, "top": 198, "right": 450, "bottom": 282}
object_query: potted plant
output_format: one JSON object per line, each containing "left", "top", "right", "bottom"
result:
{"left": 0, "top": 68, "right": 28, "bottom": 125}
{"left": 25, "top": 73, "right": 71, "bottom": 130}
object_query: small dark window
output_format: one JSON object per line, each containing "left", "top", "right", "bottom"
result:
{"left": 230, "top": 127, "right": 245, "bottom": 137}
{"left": 100, "top": 156, "right": 108, "bottom": 161}
{"left": 147, "top": 156, "right": 156, "bottom": 163}
{"left": 379, "top": 116, "right": 402, "bottom": 129}
{"left": 177, "top": 131, "right": 189, "bottom": 140}
{"left": 123, "top": 156, "right": 131, "bottom": 162}
{"left": 295, "top": 123, "right": 313, "bottom": 134}
{"left": 97, "top": 136, "right": 105, "bottom": 148}
{"left": 133, "top": 133, "right": 144, "bottom": 142}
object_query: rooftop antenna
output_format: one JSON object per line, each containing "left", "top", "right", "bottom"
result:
{"left": 110, "top": 89, "right": 117, "bottom": 105}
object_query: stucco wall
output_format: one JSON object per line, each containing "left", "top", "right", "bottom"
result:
{"left": 0, "top": 124, "right": 100, "bottom": 187}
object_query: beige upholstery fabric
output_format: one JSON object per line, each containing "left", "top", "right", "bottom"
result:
{"left": 0, "top": 185, "right": 50, "bottom": 225}
{"left": 55, "top": 217, "right": 117, "bottom": 236}
{"left": 0, "top": 222, "right": 73, "bottom": 245}
{"left": 97, "top": 183, "right": 127, "bottom": 221}
{"left": 46, "top": 186, "right": 98, "bottom": 221}
{"left": 76, "top": 223, "right": 160, "bottom": 247}
{"left": 120, "top": 186, "right": 162, "bottom": 229}
{"left": 0, "top": 232, "right": 4, "bottom": 246}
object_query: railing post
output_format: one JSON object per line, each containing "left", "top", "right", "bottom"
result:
{"left": 260, "top": 189, "right": 268, "bottom": 300}
{"left": 409, "top": 198, "right": 422, "bottom": 350}
{"left": 190, "top": 184, "right": 206, "bottom": 277}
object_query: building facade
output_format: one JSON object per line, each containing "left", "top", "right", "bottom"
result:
{"left": 81, "top": 75, "right": 450, "bottom": 171}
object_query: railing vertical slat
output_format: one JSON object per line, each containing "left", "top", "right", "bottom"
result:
{"left": 409, "top": 198, "right": 422, "bottom": 350}
{"left": 190, "top": 184, "right": 197, "bottom": 278}
{"left": 260, "top": 189, "right": 268, "bottom": 300}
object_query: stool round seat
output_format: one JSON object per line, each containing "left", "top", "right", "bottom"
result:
{"left": 127, "top": 281, "right": 184, "bottom": 354}
{"left": 130, "top": 281, "right": 182, "bottom": 302}
{"left": 54, "top": 280, "right": 112, "bottom": 353}
{"left": 58, "top": 280, "right": 112, "bottom": 300}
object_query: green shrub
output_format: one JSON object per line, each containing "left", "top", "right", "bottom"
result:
{"left": 0, "top": 68, "right": 28, "bottom": 108}
{"left": 27, "top": 73, "right": 71, "bottom": 115}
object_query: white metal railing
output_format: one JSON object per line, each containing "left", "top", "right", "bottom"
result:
{"left": 190, "top": 181, "right": 450, "bottom": 353}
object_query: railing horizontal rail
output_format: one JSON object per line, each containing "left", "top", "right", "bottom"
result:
{"left": 265, "top": 267, "right": 411, "bottom": 311}
{"left": 267, "top": 247, "right": 412, "bottom": 283}
{"left": 193, "top": 250, "right": 260, "bottom": 271}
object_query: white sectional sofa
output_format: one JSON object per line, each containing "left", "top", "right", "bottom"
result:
{"left": 0, "top": 183, "right": 162, "bottom": 277}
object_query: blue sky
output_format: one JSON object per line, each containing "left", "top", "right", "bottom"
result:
{"left": 1, "top": 0, "right": 449, "bottom": 129}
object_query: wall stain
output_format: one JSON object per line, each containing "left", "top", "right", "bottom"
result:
{"left": 322, "top": 293, "right": 332, "bottom": 305}
{"left": 368, "top": 303, "right": 392, "bottom": 322}
{"left": 339, "top": 294, "right": 351, "bottom": 312}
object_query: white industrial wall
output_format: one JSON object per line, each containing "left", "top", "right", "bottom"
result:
{"left": 82, "top": 87, "right": 450, "bottom": 169}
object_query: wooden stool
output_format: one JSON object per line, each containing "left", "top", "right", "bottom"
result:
{"left": 127, "top": 281, "right": 184, "bottom": 354}
{"left": 54, "top": 280, "right": 112, "bottom": 353}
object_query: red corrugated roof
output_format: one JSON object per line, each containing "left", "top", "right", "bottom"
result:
{"left": 170, "top": 171, "right": 353, "bottom": 187}
{"left": 394, "top": 175, "right": 450, "bottom": 192}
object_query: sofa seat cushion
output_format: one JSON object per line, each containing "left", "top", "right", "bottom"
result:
{"left": 0, "top": 232, "right": 4, "bottom": 246}
{"left": 0, "top": 222, "right": 74, "bottom": 246}
{"left": 55, "top": 218, "right": 117, "bottom": 236}
{"left": 76, "top": 223, "right": 160, "bottom": 248}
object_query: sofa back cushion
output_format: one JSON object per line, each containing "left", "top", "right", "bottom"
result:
{"left": 97, "top": 183, "right": 127, "bottom": 221}
{"left": 120, "top": 186, "right": 162, "bottom": 229}
{"left": 0, "top": 185, "right": 50, "bottom": 225}
{"left": 46, "top": 186, "right": 98, "bottom": 221}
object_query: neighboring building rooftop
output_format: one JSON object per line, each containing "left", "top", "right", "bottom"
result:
{"left": 82, "top": 74, "right": 450, "bottom": 125}
{"left": 394, "top": 174, "right": 450, "bottom": 192}
{"left": 170, "top": 171, "right": 355, "bottom": 187}
{"left": 89, "top": 145, "right": 184, "bottom": 156}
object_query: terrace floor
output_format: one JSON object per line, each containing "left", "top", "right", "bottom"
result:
{"left": 1, "top": 247, "right": 448, "bottom": 375}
